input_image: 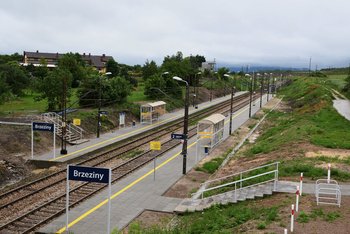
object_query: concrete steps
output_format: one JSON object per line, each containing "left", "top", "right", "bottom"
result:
{"left": 175, "top": 182, "right": 275, "bottom": 213}
{"left": 41, "top": 112, "right": 86, "bottom": 145}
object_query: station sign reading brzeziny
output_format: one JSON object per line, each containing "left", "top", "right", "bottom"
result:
{"left": 68, "top": 165, "right": 110, "bottom": 184}
{"left": 66, "top": 165, "right": 112, "bottom": 233}
{"left": 32, "top": 122, "right": 54, "bottom": 132}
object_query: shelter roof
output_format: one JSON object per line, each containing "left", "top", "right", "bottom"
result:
{"left": 199, "top": 113, "right": 225, "bottom": 125}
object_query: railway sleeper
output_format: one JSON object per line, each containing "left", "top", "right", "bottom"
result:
{"left": 3, "top": 224, "right": 27, "bottom": 233}
{"left": 12, "top": 220, "right": 33, "bottom": 228}
{"left": 37, "top": 208, "right": 57, "bottom": 215}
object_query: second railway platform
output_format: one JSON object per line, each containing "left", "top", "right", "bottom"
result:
{"left": 31, "top": 92, "right": 246, "bottom": 163}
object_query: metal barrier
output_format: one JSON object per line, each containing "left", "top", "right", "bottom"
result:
{"left": 315, "top": 179, "right": 341, "bottom": 207}
{"left": 41, "top": 112, "right": 84, "bottom": 143}
{"left": 200, "top": 162, "right": 279, "bottom": 199}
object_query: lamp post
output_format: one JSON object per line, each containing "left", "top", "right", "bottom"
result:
{"left": 246, "top": 74, "right": 253, "bottom": 118}
{"left": 60, "top": 76, "right": 68, "bottom": 155}
{"left": 193, "top": 72, "right": 201, "bottom": 107}
{"left": 258, "top": 73, "right": 263, "bottom": 108}
{"left": 224, "top": 74, "right": 236, "bottom": 135}
{"left": 266, "top": 73, "right": 271, "bottom": 102}
{"left": 173, "top": 76, "right": 189, "bottom": 175}
{"left": 273, "top": 77, "right": 276, "bottom": 96}
{"left": 97, "top": 72, "right": 112, "bottom": 138}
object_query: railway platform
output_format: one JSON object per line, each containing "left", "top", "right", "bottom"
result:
{"left": 30, "top": 92, "right": 246, "bottom": 164}
{"left": 38, "top": 93, "right": 274, "bottom": 233}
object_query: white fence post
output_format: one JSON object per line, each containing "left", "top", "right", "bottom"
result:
{"left": 300, "top": 172, "right": 303, "bottom": 196}
{"left": 291, "top": 204, "right": 294, "bottom": 233}
{"left": 327, "top": 163, "right": 331, "bottom": 183}
{"left": 296, "top": 186, "right": 300, "bottom": 212}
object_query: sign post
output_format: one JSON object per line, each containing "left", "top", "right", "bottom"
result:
{"left": 31, "top": 122, "right": 55, "bottom": 159}
{"left": 171, "top": 133, "right": 187, "bottom": 140}
{"left": 66, "top": 165, "right": 111, "bottom": 233}
{"left": 150, "top": 141, "right": 161, "bottom": 180}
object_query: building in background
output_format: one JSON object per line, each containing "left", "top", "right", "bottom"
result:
{"left": 201, "top": 59, "right": 216, "bottom": 72}
{"left": 22, "top": 51, "right": 113, "bottom": 73}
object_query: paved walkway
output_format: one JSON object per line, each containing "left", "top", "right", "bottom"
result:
{"left": 31, "top": 92, "right": 247, "bottom": 163}
{"left": 38, "top": 93, "right": 273, "bottom": 233}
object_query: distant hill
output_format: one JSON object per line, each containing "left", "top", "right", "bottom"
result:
{"left": 217, "top": 63, "right": 308, "bottom": 73}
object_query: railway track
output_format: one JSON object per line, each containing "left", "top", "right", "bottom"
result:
{"left": 0, "top": 92, "right": 261, "bottom": 233}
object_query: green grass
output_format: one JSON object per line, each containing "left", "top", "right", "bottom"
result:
{"left": 0, "top": 92, "right": 47, "bottom": 114}
{"left": 325, "top": 74, "right": 347, "bottom": 90}
{"left": 296, "top": 208, "right": 340, "bottom": 223}
{"left": 246, "top": 77, "right": 350, "bottom": 157}
{"left": 196, "top": 157, "right": 224, "bottom": 174}
{"left": 0, "top": 89, "right": 80, "bottom": 115}
{"left": 126, "top": 199, "right": 282, "bottom": 233}
{"left": 127, "top": 83, "right": 149, "bottom": 103}
{"left": 278, "top": 158, "right": 350, "bottom": 181}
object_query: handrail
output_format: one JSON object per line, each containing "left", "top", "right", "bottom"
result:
{"left": 203, "top": 161, "right": 279, "bottom": 185}
{"left": 200, "top": 162, "right": 279, "bottom": 199}
{"left": 204, "top": 170, "right": 276, "bottom": 193}
{"left": 316, "top": 179, "right": 338, "bottom": 185}
{"left": 315, "top": 179, "right": 341, "bottom": 207}
{"left": 41, "top": 112, "right": 84, "bottom": 142}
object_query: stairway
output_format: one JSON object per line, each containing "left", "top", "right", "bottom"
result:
{"left": 175, "top": 182, "right": 275, "bottom": 213}
{"left": 41, "top": 112, "right": 88, "bottom": 145}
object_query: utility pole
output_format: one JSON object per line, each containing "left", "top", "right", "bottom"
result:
{"left": 173, "top": 76, "right": 189, "bottom": 175}
{"left": 97, "top": 75, "right": 102, "bottom": 138}
{"left": 260, "top": 74, "right": 263, "bottom": 108}
{"left": 308, "top": 57, "right": 312, "bottom": 75}
{"left": 60, "top": 76, "right": 67, "bottom": 155}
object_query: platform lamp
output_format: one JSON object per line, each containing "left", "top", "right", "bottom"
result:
{"left": 97, "top": 72, "right": 112, "bottom": 138}
{"left": 161, "top": 71, "right": 169, "bottom": 77}
{"left": 173, "top": 76, "right": 189, "bottom": 175}
{"left": 193, "top": 72, "right": 201, "bottom": 107}
{"left": 245, "top": 74, "right": 253, "bottom": 118}
{"left": 257, "top": 73, "right": 263, "bottom": 108}
{"left": 60, "top": 76, "right": 68, "bottom": 155}
{"left": 224, "top": 74, "right": 236, "bottom": 135}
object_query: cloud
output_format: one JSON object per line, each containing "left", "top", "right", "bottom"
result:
{"left": 1, "top": 0, "right": 350, "bottom": 68}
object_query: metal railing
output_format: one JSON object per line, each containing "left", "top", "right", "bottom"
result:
{"left": 41, "top": 112, "right": 84, "bottom": 143}
{"left": 316, "top": 179, "right": 341, "bottom": 207}
{"left": 200, "top": 162, "right": 279, "bottom": 199}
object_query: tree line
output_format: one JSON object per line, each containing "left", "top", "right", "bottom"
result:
{"left": 0, "top": 51, "right": 237, "bottom": 112}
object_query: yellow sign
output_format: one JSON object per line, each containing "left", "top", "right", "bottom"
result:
{"left": 73, "top": 118, "right": 81, "bottom": 126}
{"left": 200, "top": 135, "right": 212, "bottom": 139}
{"left": 150, "top": 141, "right": 161, "bottom": 150}
{"left": 198, "top": 131, "right": 213, "bottom": 135}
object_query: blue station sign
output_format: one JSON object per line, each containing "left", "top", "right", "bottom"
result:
{"left": 32, "top": 122, "right": 54, "bottom": 132}
{"left": 171, "top": 133, "right": 187, "bottom": 140}
{"left": 68, "top": 165, "right": 110, "bottom": 184}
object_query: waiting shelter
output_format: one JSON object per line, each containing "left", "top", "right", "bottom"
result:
{"left": 196, "top": 113, "right": 225, "bottom": 158}
{"left": 140, "top": 101, "right": 166, "bottom": 124}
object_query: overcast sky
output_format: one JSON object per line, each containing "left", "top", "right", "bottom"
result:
{"left": 1, "top": 0, "right": 350, "bottom": 68}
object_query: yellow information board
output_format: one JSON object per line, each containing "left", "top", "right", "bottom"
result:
{"left": 73, "top": 118, "right": 81, "bottom": 126}
{"left": 150, "top": 141, "right": 161, "bottom": 150}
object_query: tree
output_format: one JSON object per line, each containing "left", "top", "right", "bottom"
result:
{"left": 106, "top": 58, "right": 120, "bottom": 76}
{"left": 144, "top": 74, "right": 182, "bottom": 100}
{"left": 0, "top": 53, "right": 22, "bottom": 65}
{"left": 142, "top": 60, "right": 158, "bottom": 80}
{"left": 103, "top": 77, "right": 132, "bottom": 104}
{"left": 58, "top": 53, "right": 86, "bottom": 88}
{"left": 0, "top": 62, "right": 29, "bottom": 97}
{"left": 217, "top": 67, "right": 230, "bottom": 80}
{"left": 0, "top": 73, "right": 11, "bottom": 104}
{"left": 78, "top": 70, "right": 131, "bottom": 107}
{"left": 31, "top": 58, "right": 49, "bottom": 79}
{"left": 189, "top": 54, "right": 206, "bottom": 69}
{"left": 34, "top": 68, "right": 72, "bottom": 111}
